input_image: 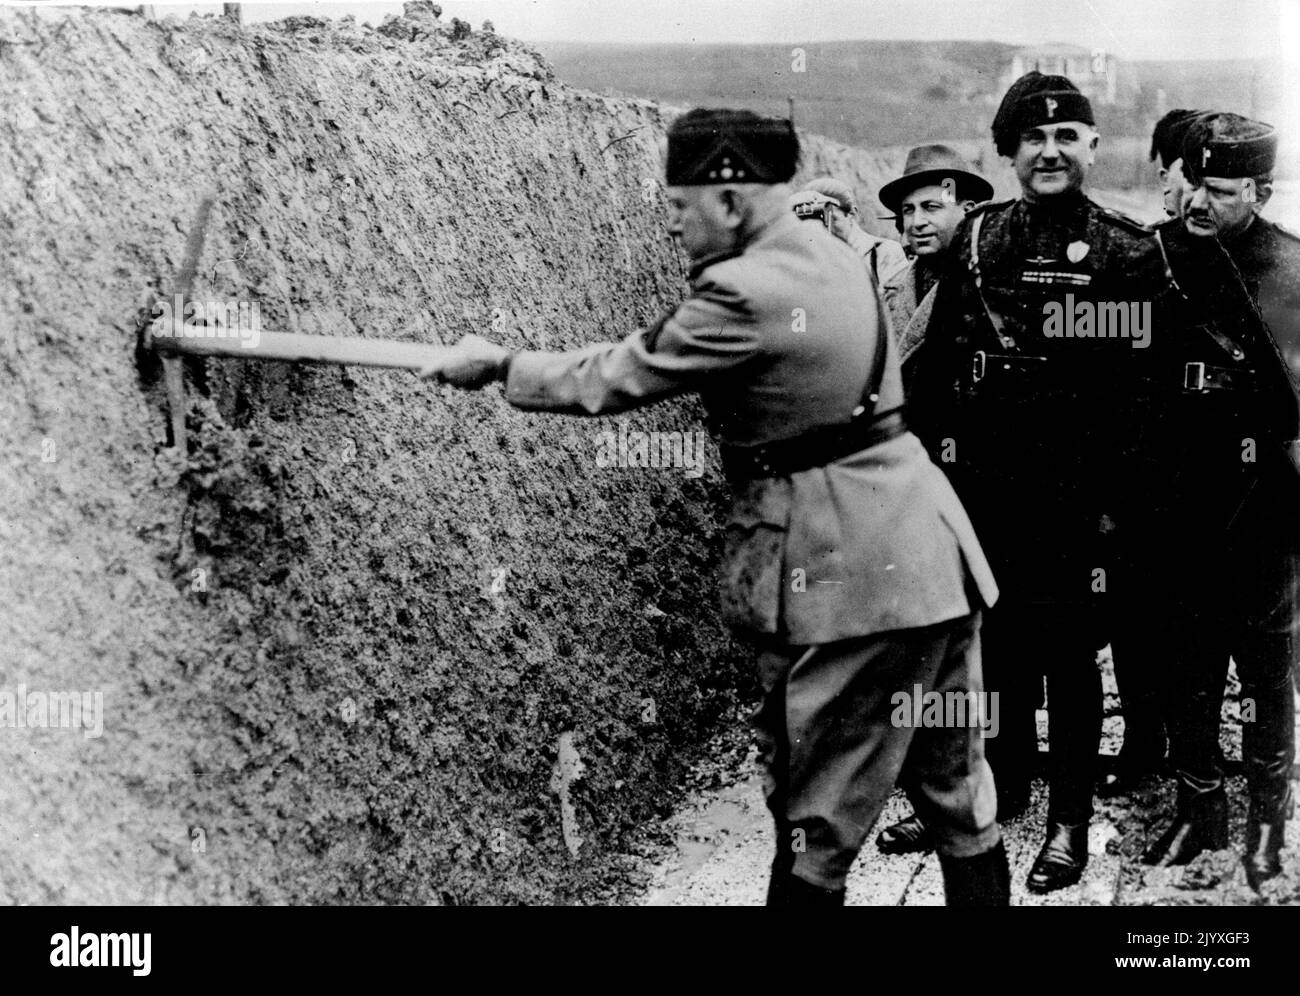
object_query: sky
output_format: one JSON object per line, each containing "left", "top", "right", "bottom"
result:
{"left": 8, "top": 0, "right": 1289, "bottom": 61}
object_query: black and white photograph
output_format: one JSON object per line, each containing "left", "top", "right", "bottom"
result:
{"left": 2, "top": 0, "right": 1298, "bottom": 937}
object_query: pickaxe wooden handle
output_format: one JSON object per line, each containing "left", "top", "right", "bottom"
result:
{"left": 146, "top": 326, "right": 455, "bottom": 372}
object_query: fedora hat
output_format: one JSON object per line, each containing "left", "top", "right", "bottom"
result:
{"left": 878, "top": 144, "right": 993, "bottom": 215}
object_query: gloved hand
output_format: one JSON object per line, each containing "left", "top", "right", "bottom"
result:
{"left": 419, "top": 334, "right": 511, "bottom": 389}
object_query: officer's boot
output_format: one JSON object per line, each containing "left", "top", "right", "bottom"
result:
{"left": 939, "top": 840, "right": 1011, "bottom": 906}
{"left": 765, "top": 829, "right": 846, "bottom": 907}
{"left": 1241, "top": 719, "right": 1294, "bottom": 890}
{"left": 876, "top": 813, "right": 933, "bottom": 855}
{"left": 1244, "top": 807, "right": 1288, "bottom": 890}
{"left": 765, "top": 857, "right": 845, "bottom": 907}
{"left": 1028, "top": 637, "right": 1101, "bottom": 893}
{"left": 1026, "top": 821, "right": 1089, "bottom": 893}
{"left": 1142, "top": 783, "right": 1228, "bottom": 866}
{"left": 1238, "top": 646, "right": 1296, "bottom": 891}
{"left": 770, "top": 873, "right": 846, "bottom": 907}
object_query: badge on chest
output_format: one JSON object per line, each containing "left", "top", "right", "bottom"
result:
{"left": 1019, "top": 246, "right": 1093, "bottom": 287}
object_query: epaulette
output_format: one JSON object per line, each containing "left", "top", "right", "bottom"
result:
{"left": 1093, "top": 203, "right": 1156, "bottom": 238}
{"left": 1265, "top": 217, "right": 1300, "bottom": 245}
{"left": 966, "top": 197, "right": 1016, "bottom": 218}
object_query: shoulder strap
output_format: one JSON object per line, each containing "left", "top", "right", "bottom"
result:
{"left": 1156, "top": 226, "right": 1245, "bottom": 361}
{"left": 1153, "top": 226, "right": 1180, "bottom": 293}
{"left": 854, "top": 261, "right": 897, "bottom": 423}
{"left": 967, "top": 211, "right": 1019, "bottom": 352}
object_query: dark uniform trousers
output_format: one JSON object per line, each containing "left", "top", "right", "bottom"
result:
{"left": 980, "top": 603, "right": 1106, "bottom": 824}
{"left": 753, "top": 612, "right": 999, "bottom": 889}
{"left": 908, "top": 192, "right": 1172, "bottom": 826}
{"left": 1139, "top": 218, "right": 1300, "bottom": 822}
{"left": 1164, "top": 457, "right": 1299, "bottom": 817}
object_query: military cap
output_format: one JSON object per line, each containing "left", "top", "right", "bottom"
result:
{"left": 991, "top": 71, "right": 1095, "bottom": 158}
{"left": 1181, "top": 112, "right": 1278, "bottom": 182}
{"left": 878, "top": 144, "right": 994, "bottom": 214}
{"left": 1149, "top": 108, "right": 1211, "bottom": 168}
{"left": 666, "top": 108, "right": 799, "bottom": 185}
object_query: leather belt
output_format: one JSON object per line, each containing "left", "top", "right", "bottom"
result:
{"left": 1183, "top": 361, "right": 1256, "bottom": 393}
{"left": 968, "top": 349, "right": 1048, "bottom": 386}
{"left": 722, "top": 410, "right": 908, "bottom": 481}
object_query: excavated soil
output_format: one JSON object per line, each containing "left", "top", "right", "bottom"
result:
{"left": 0, "top": 5, "right": 905, "bottom": 905}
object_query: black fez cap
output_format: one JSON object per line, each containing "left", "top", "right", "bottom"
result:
{"left": 1149, "top": 109, "right": 1210, "bottom": 168}
{"left": 666, "top": 108, "right": 799, "bottom": 186}
{"left": 991, "top": 72, "right": 1095, "bottom": 158}
{"left": 1181, "top": 112, "right": 1278, "bottom": 182}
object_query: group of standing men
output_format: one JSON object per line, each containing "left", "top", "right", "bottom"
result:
{"left": 867, "top": 72, "right": 1300, "bottom": 896}
{"left": 422, "top": 69, "right": 1298, "bottom": 905}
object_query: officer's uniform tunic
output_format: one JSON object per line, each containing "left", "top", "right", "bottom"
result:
{"left": 909, "top": 190, "right": 1169, "bottom": 824}
{"left": 1145, "top": 216, "right": 1300, "bottom": 823}
{"left": 504, "top": 210, "right": 1001, "bottom": 887}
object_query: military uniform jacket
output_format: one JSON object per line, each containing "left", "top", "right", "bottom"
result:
{"left": 1222, "top": 216, "right": 1300, "bottom": 442}
{"left": 907, "top": 191, "right": 1170, "bottom": 600}
{"left": 504, "top": 210, "right": 998, "bottom": 645}
{"left": 1139, "top": 217, "right": 1300, "bottom": 530}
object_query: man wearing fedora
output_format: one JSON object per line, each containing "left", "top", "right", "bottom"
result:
{"left": 907, "top": 72, "right": 1172, "bottom": 893}
{"left": 879, "top": 145, "right": 993, "bottom": 366}
{"left": 418, "top": 106, "right": 1010, "bottom": 906}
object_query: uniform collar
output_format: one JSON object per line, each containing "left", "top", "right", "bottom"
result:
{"left": 1019, "top": 187, "right": 1089, "bottom": 217}
{"left": 1222, "top": 214, "right": 1272, "bottom": 274}
{"left": 686, "top": 209, "right": 801, "bottom": 280}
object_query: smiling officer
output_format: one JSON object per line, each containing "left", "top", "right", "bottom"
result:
{"left": 907, "top": 72, "right": 1172, "bottom": 893}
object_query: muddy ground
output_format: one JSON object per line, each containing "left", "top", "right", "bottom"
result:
{"left": 1, "top": 4, "right": 907, "bottom": 905}
{"left": 633, "top": 652, "right": 1300, "bottom": 906}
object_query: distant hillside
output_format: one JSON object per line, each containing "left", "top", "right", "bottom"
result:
{"left": 537, "top": 40, "right": 1015, "bottom": 148}
{"left": 536, "top": 40, "right": 1285, "bottom": 151}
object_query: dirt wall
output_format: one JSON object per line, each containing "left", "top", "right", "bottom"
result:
{"left": 0, "top": 4, "right": 900, "bottom": 904}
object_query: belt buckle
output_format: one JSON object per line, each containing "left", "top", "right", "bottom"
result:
{"left": 971, "top": 350, "right": 987, "bottom": 385}
{"left": 1184, "top": 361, "right": 1207, "bottom": 392}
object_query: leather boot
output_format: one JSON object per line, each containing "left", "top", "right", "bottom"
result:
{"left": 1243, "top": 818, "right": 1286, "bottom": 890}
{"left": 1027, "top": 821, "right": 1088, "bottom": 893}
{"left": 940, "top": 840, "right": 1011, "bottom": 906}
{"left": 1142, "top": 787, "right": 1228, "bottom": 866}
{"left": 876, "top": 813, "right": 933, "bottom": 855}
{"left": 766, "top": 867, "right": 846, "bottom": 907}
{"left": 1243, "top": 789, "right": 1292, "bottom": 891}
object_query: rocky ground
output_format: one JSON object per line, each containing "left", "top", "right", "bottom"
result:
{"left": 630, "top": 650, "right": 1300, "bottom": 906}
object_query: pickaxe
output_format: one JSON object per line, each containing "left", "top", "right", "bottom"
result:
{"left": 143, "top": 194, "right": 455, "bottom": 447}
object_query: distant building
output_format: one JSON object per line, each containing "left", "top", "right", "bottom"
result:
{"left": 1001, "top": 43, "right": 1120, "bottom": 107}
